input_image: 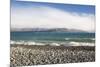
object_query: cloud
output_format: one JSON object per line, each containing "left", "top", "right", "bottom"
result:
{"left": 11, "top": 6, "right": 95, "bottom": 32}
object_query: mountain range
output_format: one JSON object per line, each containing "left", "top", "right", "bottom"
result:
{"left": 11, "top": 28, "right": 88, "bottom": 33}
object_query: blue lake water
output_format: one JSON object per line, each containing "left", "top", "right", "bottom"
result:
{"left": 11, "top": 31, "right": 95, "bottom": 43}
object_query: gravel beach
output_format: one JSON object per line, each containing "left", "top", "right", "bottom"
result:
{"left": 10, "top": 45, "right": 95, "bottom": 67}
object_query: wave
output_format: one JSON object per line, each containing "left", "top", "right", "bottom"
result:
{"left": 10, "top": 40, "right": 95, "bottom": 46}
{"left": 68, "top": 42, "right": 95, "bottom": 46}
{"left": 65, "top": 38, "right": 95, "bottom": 40}
{"left": 10, "top": 40, "right": 45, "bottom": 46}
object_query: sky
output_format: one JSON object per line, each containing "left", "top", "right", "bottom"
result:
{"left": 11, "top": 0, "right": 95, "bottom": 32}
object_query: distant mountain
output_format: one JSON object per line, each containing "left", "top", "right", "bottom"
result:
{"left": 11, "top": 28, "right": 87, "bottom": 32}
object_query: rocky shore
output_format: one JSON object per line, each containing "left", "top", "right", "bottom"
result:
{"left": 10, "top": 45, "right": 95, "bottom": 67}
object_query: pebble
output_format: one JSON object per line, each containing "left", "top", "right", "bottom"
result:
{"left": 10, "top": 45, "right": 95, "bottom": 67}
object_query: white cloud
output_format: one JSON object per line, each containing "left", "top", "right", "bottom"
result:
{"left": 11, "top": 6, "right": 95, "bottom": 32}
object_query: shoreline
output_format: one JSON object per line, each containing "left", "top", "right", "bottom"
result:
{"left": 11, "top": 40, "right": 95, "bottom": 46}
{"left": 10, "top": 45, "right": 95, "bottom": 67}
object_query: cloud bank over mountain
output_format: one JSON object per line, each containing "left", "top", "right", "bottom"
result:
{"left": 11, "top": 6, "right": 95, "bottom": 32}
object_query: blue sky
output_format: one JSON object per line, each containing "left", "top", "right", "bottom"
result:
{"left": 11, "top": 0, "right": 95, "bottom": 32}
{"left": 11, "top": 0, "right": 95, "bottom": 14}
